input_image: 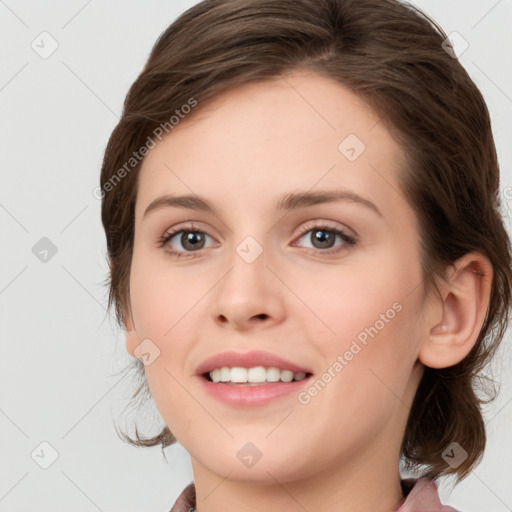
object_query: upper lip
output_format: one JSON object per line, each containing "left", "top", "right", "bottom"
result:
{"left": 196, "top": 350, "right": 312, "bottom": 376}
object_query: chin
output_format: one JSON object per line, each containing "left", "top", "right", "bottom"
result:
{"left": 190, "top": 439, "right": 313, "bottom": 485}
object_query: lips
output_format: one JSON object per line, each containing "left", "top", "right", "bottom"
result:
{"left": 196, "top": 350, "right": 314, "bottom": 407}
{"left": 195, "top": 350, "right": 312, "bottom": 376}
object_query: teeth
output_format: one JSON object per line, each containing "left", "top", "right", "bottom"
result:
{"left": 208, "top": 366, "right": 308, "bottom": 384}
{"left": 248, "top": 366, "right": 266, "bottom": 382}
{"left": 267, "top": 367, "right": 281, "bottom": 382}
{"left": 220, "top": 367, "right": 230, "bottom": 382}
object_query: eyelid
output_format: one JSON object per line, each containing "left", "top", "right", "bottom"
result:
{"left": 159, "top": 221, "right": 219, "bottom": 246}
{"left": 159, "top": 219, "right": 358, "bottom": 258}
{"left": 162, "top": 218, "right": 356, "bottom": 240}
{"left": 164, "top": 221, "right": 220, "bottom": 240}
{"left": 294, "top": 219, "right": 357, "bottom": 240}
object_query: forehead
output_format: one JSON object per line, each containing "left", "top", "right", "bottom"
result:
{"left": 135, "top": 70, "right": 408, "bottom": 220}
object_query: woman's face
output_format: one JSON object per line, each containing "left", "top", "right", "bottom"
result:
{"left": 125, "top": 70, "right": 428, "bottom": 484}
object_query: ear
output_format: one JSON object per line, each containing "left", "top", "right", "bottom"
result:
{"left": 418, "top": 252, "right": 493, "bottom": 369}
{"left": 123, "top": 309, "right": 140, "bottom": 358}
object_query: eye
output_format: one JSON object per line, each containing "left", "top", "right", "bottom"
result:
{"left": 293, "top": 222, "right": 357, "bottom": 255}
{"left": 158, "top": 223, "right": 217, "bottom": 259}
{"left": 158, "top": 221, "right": 357, "bottom": 259}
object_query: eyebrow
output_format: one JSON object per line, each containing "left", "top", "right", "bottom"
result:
{"left": 142, "top": 189, "right": 383, "bottom": 219}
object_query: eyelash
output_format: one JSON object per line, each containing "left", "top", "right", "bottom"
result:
{"left": 157, "top": 221, "right": 357, "bottom": 259}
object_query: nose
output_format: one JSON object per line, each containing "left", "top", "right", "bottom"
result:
{"left": 211, "top": 241, "right": 285, "bottom": 332}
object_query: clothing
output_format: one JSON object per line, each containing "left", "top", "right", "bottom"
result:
{"left": 169, "top": 476, "right": 460, "bottom": 511}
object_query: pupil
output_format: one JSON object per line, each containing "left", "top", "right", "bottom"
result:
{"left": 313, "top": 229, "right": 333, "bottom": 248}
{"left": 183, "top": 232, "right": 204, "bottom": 250}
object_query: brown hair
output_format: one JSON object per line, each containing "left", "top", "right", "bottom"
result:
{"left": 100, "top": 0, "right": 512, "bottom": 483}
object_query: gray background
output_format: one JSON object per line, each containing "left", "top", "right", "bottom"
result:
{"left": 1, "top": 1, "right": 511, "bottom": 511}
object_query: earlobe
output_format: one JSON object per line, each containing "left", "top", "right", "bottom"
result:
{"left": 418, "top": 253, "right": 492, "bottom": 369}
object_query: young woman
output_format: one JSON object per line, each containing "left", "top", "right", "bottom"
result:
{"left": 99, "top": 0, "right": 512, "bottom": 510}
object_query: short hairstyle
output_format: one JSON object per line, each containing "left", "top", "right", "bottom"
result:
{"left": 100, "top": 0, "right": 512, "bottom": 483}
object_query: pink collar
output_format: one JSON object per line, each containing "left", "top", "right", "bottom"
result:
{"left": 169, "top": 476, "right": 460, "bottom": 512}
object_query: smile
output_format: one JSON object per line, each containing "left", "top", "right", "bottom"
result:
{"left": 206, "top": 366, "right": 309, "bottom": 384}
{"left": 196, "top": 349, "right": 314, "bottom": 406}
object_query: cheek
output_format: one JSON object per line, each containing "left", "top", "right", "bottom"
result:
{"left": 128, "top": 262, "right": 199, "bottom": 408}
{"left": 292, "top": 257, "right": 407, "bottom": 336}
{"left": 129, "top": 248, "right": 207, "bottom": 337}
{"left": 296, "top": 253, "right": 420, "bottom": 380}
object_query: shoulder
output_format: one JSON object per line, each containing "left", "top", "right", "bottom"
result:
{"left": 398, "top": 477, "right": 462, "bottom": 512}
{"left": 168, "top": 482, "right": 196, "bottom": 512}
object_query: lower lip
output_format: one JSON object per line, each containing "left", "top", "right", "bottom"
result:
{"left": 198, "top": 376, "right": 312, "bottom": 407}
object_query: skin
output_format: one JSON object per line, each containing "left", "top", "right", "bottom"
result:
{"left": 123, "top": 69, "right": 492, "bottom": 512}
